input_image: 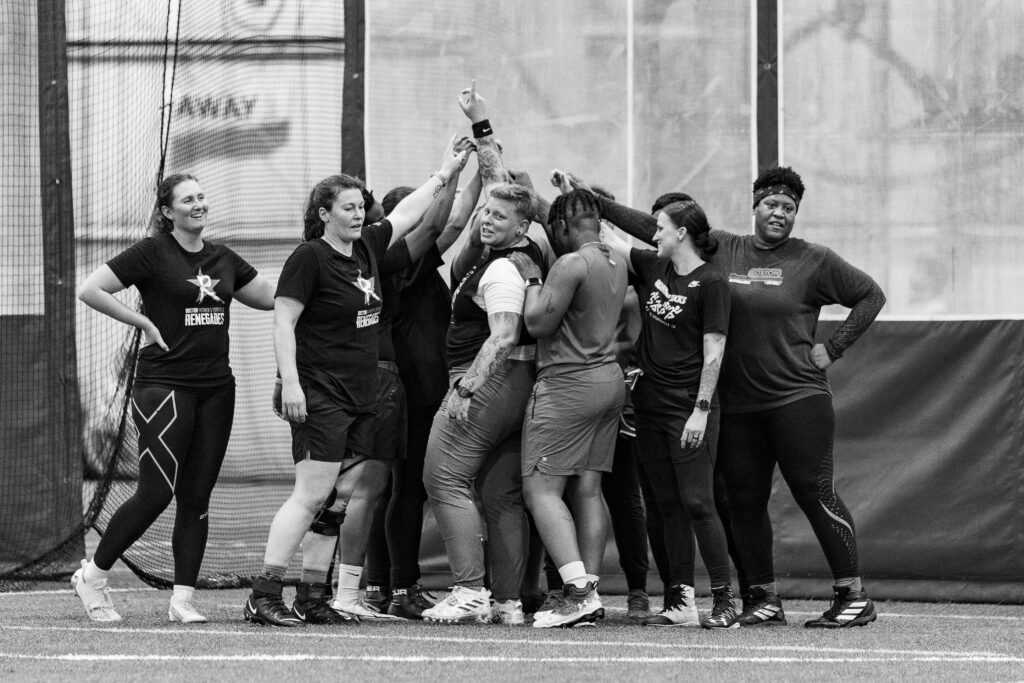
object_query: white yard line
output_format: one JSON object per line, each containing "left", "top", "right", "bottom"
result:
{"left": 0, "top": 625, "right": 1018, "bottom": 660}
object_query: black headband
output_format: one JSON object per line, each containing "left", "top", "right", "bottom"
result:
{"left": 753, "top": 184, "right": 800, "bottom": 209}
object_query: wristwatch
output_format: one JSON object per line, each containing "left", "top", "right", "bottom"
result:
{"left": 695, "top": 398, "right": 711, "bottom": 412}
{"left": 454, "top": 378, "right": 475, "bottom": 399}
{"left": 525, "top": 276, "right": 543, "bottom": 288}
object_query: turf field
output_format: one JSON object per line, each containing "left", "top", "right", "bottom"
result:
{"left": 1, "top": 584, "right": 1021, "bottom": 682}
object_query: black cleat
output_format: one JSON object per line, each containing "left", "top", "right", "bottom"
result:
{"left": 804, "top": 586, "right": 877, "bottom": 628}
{"left": 364, "top": 585, "right": 392, "bottom": 614}
{"left": 387, "top": 585, "right": 436, "bottom": 620}
{"left": 292, "top": 582, "right": 360, "bottom": 625}
{"left": 626, "top": 589, "right": 652, "bottom": 621}
{"left": 244, "top": 575, "right": 303, "bottom": 627}
{"left": 737, "top": 586, "right": 787, "bottom": 626}
{"left": 703, "top": 585, "right": 740, "bottom": 629}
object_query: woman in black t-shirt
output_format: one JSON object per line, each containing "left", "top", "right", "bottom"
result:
{"left": 603, "top": 200, "right": 738, "bottom": 629}
{"left": 74, "top": 174, "right": 276, "bottom": 624}
{"left": 245, "top": 144, "right": 467, "bottom": 627}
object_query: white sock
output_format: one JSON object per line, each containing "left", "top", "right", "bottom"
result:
{"left": 335, "top": 564, "right": 362, "bottom": 602}
{"left": 82, "top": 559, "right": 109, "bottom": 584}
{"left": 172, "top": 585, "right": 195, "bottom": 603}
{"left": 557, "top": 561, "right": 589, "bottom": 589}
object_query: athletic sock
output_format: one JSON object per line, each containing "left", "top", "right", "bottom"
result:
{"left": 835, "top": 576, "right": 863, "bottom": 592}
{"left": 82, "top": 558, "right": 110, "bottom": 584}
{"left": 171, "top": 585, "right": 195, "bottom": 603}
{"left": 260, "top": 564, "right": 287, "bottom": 580}
{"left": 335, "top": 563, "right": 363, "bottom": 602}
{"left": 557, "top": 561, "right": 589, "bottom": 589}
{"left": 751, "top": 581, "right": 777, "bottom": 597}
{"left": 301, "top": 568, "right": 329, "bottom": 585}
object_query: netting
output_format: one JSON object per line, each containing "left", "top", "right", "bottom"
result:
{"left": 3, "top": 0, "right": 1023, "bottom": 592}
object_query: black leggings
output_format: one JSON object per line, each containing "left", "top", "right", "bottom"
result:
{"left": 94, "top": 383, "right": 235, "bottom": 586}
{"left": 718, "top": 394, "right": 859, "bottom": 585}
{"left": 635, "top": 406, "right": 732, "bottom": 588}
{"left": 365, "top": 402, "right": 436, "bottom": 589}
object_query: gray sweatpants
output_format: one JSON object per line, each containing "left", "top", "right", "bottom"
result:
{"left": 424, "top": 360, "right": 534, "bottom": 596}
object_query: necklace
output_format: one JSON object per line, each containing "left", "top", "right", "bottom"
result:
{"left": 579, "top": 241, "right": 605, "bottom": 250}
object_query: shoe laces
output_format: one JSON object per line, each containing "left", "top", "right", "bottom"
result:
{"left": 710, "top": 590, "right": 735, "bottom": 617}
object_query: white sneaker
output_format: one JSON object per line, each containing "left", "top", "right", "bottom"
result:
{"left": 71, "top": 560, "right": 121, "bottom": 622}
{"left": 421, "top": 586, "right": 492, "bottom": 623}
{"left": 643, "top": 584, "right": 700, "bottom": 627}
{"left": 168, "top": 598, "right": 208, "bottom": 624}
{"left": 331, "top": 596, "right": 402, "bottom": 621}
{"left": 491, "top": 599, "right": 525, "bottom": 625}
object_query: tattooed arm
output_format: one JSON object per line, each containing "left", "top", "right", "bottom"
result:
{"left": 446, "top": 310, "right": 522, "bottom": 424}
{"left": 386, "top": 134, "right": 468, "bottom": 247}
{"left": 458, "top": 81, "right": 511, "bottom": 192}
{"left": 508, "top": 251, "right": 583, "bottom": 338}
{"left": 681, "top": 332, "right": 726, "bottom": 449}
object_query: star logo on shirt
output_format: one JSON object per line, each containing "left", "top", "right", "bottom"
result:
{"left": 187, "top": 268, "right": 224, "bottom": 304}
{"left": 352, "top": 270, "right": 381, "bottom": 305}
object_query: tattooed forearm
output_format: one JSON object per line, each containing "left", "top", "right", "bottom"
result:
{"left": 696, "top": 356, "right": 721, "bottom": 404}
{"left": 475, "top": 138, "right": 511, "bottom": 186}
{"left": 460, "top": 311, "right": 521, "bottom": 392}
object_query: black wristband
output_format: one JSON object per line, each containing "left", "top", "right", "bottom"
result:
{"left": 472, "top": 119, "right": 493, "bottom": 138}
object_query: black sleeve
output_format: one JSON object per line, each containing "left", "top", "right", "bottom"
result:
{"left": 629, "top": 247, "right": 659, "bottom": 286}
{"left": 275, "top": 243, "right": 320, "bottom": 304}
{"left": 106, "top": 237, "right": 157, "bottom": 288}
{"left": 225, "top": 247, "right": 258, "bottom": 291}
{"left": 382, "top": 235, "right": 413, "bottom": 276}
{"left": 598, "top": 196, "right": 657, "bottom": 245}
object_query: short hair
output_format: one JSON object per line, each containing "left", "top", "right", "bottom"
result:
{"left": 548, "top": 189, "right": 601, "bottom": 232}
{"left": 752, "top": 166, "right": 805, "bottom": 207}
{"left": 488, "top": 183, "right": 536, "bottom": 223}
{"left": 651, "top": 192, "right": 693, "bottom": 215}
{"left": 381, "top": 186, "right": 414, "bottom": 216}
{"left": 303, "top": 173, "right": 365, "bottom": 241}
{"left": 662, "top": 200, "right": 718, "bottom": 260}
{"left": 149, "top": 173, "right": 199, "bottom": 234}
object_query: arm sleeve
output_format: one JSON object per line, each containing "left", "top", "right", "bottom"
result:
{"left": 598, "top": 196, "right": 657, "bottom": 245}
{"left": 274, "top": 243, "right": 319, "bottom": 304}
{"left": 816, "top": 248, "right": 886, "bottom": 360}
{"left": 701, "top": 274, "right": 731, "bottom": 336}
{"left": 478, "top": 258, "right": 526, "bottom": 315}
{"left": 106, "top": 237, "right": 157, "bottom": 288}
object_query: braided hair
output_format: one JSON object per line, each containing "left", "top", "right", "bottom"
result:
{"left": 547, "top": 188, "right": 601, "bottom": 231}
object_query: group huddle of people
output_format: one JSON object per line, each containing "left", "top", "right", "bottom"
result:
{"left": 73, "top": 82, "right": 885, "bottom": 631}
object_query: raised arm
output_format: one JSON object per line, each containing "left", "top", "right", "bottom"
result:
{"left": 508, "top": 251, "right": 582, "bottom": 338}
{"left": 438, "top": 169, "right": 482, "bottom": 256}
{"left": 386, "top": 135, "right": 469, "bottom": 246}
{"left": 458, "top": 80, "right": 511, "bottom": 193}
{"left": 402, "top": 138, "right": 473, "bottom": 263}
{"left": 77, "top": 265, "right": 168, "bottom": 351}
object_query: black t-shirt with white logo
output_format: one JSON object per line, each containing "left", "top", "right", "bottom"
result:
{"left": 106, "top": 233, "right": 258, "bottom": 388}
{"left": 275, "top": 220, "right": 393, "bottom": 413}
{"left": 630, "top": 248, "right": 730, "bottom": 412}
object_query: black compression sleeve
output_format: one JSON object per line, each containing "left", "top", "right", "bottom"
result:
{"left": 597, "top": 196, "right": 657, "bottom": 245}
{"left": 825, "top": 282, "right": 886, "bottom": 361}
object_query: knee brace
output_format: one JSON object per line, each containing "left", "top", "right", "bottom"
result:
{"left": 309, "top": 488, "right": 345, "bottom": 536}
